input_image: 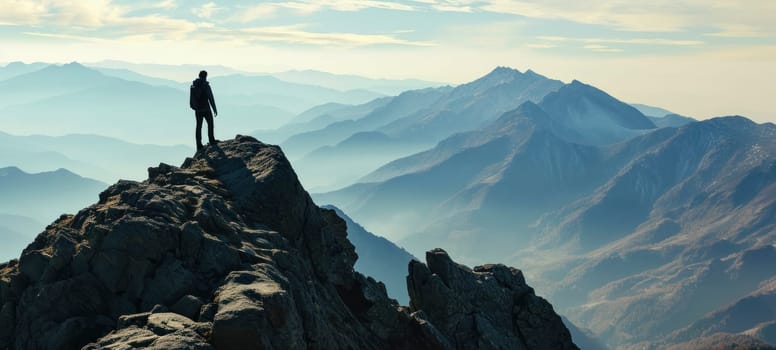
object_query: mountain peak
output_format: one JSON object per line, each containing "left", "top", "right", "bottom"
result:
{"left": 541, "top": 79, "right": 657, "bottom": 133}
{"left": 63, "top": 61, "right": 86, "bottom": 68}
{"left": 1, "top": 136, "right": 578, "bottom": 349}
{"left": 34, "top": 61, "right": 103, "bottom": 78}
{"left": 483, "top": 66, "right": 525, "bottom": 80}
{"left": 0, "top": 166, "right": 25, "bottom": 177}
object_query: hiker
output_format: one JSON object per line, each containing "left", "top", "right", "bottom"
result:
{"left": 190, "top": 70, "right": 218, "bottom": 151}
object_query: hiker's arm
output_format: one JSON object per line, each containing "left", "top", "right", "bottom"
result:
{"left": 209, "top": 86, "right": 218, "bottom": 115}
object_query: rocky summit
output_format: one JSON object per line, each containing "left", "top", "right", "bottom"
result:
{"left": 0, "top": 135, "right": 577, "bottom": 350}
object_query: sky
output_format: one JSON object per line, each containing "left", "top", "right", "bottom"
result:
{"left": 1, "top": 0, "right": 775, "bottom": 122}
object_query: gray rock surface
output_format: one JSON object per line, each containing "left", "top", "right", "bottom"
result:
{"left": 0, "top": 136, "right": 577, "bottom": 349}
{"left": 408, "top": 249, "right": 578, "bottom": 350}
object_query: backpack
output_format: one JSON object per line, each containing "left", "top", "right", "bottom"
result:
{"left": 189, "top": 82, "right": 205, "bottom": 110}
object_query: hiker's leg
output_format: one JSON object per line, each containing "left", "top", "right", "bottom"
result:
{"left": 205, "top": 112, "right": 216, "bottom": 143}
{"left": 195, "top": 112, "right": 204, "bottom": 149}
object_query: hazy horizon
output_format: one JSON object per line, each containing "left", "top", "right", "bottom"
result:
{"left": 1, "top": 1, "right": 775, "bottom": 123}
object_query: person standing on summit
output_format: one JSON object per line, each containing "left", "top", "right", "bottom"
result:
{"left": 190, "top": 70, "right": 218, "bottom": 151}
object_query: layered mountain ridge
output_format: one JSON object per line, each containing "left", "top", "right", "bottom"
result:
{"left": 317, "top": 104, "right": 776, "bottom": 348}
{"left": 0, "top": 136, "right": 578, "bottom": 349}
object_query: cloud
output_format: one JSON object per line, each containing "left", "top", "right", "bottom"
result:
{"left": 481, "top": 1, "right": 690, "bottom": 32}
{"left": 23, "top": 31, "right": 111, "bottom": 43}
{"left": 192, "top": 2, "right": 221, "bottom": 19}
{"left": 583, "top": 44, "right": 623, "bottom": 53}
{"left": 233, "top": 25, "right": 434, "bottom": 47}
{"left": 0, "top": 0, "right": 46, "bottom": 26}
{"left": 707, "top": 24, "right": 770, "bottom": 38}
{"left": 538, "top": 36, "right": 703, "bottom": 47}
{"left": 10, "top": 0, "right": 198, "bottom": 39}
{"left": 236, "top": 0, "right": 416, "bottom": 22}
{"left": 526, "top": 43, "right": 556, "bottom": 49}
{"left": 479, "top": 0, "right": 776, "bottom": 36}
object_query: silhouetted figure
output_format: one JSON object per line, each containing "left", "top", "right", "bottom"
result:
{"left": 190, "top": 70, "right": 218, "bottom": 151}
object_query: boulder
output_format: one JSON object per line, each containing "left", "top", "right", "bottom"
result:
{"left": 408, "top": 249, "right": 579, "bottom": 350}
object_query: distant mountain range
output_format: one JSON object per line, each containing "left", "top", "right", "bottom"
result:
{"left": 273, "top": 67, "right": 566, "bottom": 191}
{"left": 0, "top": 166, "right": 106, "bottom": 222}
{"left": 0, "top": 131, "right": 192, "bottom": 184}
{"left": 87, "top": 60, "right": 444, "bottom": 95}
{"left": 0, "top": 62, "right": 393, "bottom": 144}
{"left": 311, "top": 69, "right": 774, "bottom": 349}
{"left": 0, "top": 167, "right": 106, "bottom": 261}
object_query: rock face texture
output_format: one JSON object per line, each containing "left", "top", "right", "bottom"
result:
{"left": 408, "top": 249, "right": 578, "bottom": 350}
{"left": 0, "top": 136, "right": 577, "bottom": 350}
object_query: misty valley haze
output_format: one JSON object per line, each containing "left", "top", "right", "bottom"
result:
{"left": 0, "top": 61, "right": 774, "bottom": 350}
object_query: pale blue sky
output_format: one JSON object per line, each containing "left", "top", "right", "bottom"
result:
{"left": 2, "top": 0, "right": 775, "bottom": 121}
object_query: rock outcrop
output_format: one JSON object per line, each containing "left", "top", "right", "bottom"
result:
{"left": 0, "top": 136, "right": 577, "bottom": 349}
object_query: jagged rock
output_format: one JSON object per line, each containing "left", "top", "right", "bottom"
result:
{"left": 0, "top": 136, "right": 577, "bottom": 349}
{"left": 408, "top": 249, "right": 579, "bottom": 350}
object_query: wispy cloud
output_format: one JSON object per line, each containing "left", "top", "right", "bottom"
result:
{"left": 479, "top": 0, "right": 776, "bottom": 37}
{"left": 707, "top": 24, "right": 771, "bottom": 38}
{"left": 481, "top": 1, "right": 690, "bottom": 32}
{"left": 23, "top": 31, "right": 112, "bottom": 43}
{"left": 526, "top": 43, "right": 556, "bottom": 49}
{"left": 583, "top": 44, "right": 623, "bottom": 53}
{"left": 236, "top": 0, "right": 416, "bottom": 22}
{"left": 234, "top": 25, "right": 434, "bottom": 47}
{"left": 538, "top": 36, "right": 704, "bottom": 47}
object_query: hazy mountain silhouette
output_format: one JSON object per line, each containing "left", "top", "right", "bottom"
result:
{"left": 631, "top": 103, "right": 677, "bottom": 118}
{"left": 273, "top": 69, "right": 444, "bottom": 95}
{"left": 93, "top": 66, "right": 183, "bottom": 88}
{"left": 280, "top": 86, "right": 452, "bottom": 157}
{"left": 0, "top": 62, "right": 122, "bottom": 108}
{"left": 278, "top": 67, "right": 564, "bottom": 191}
{"left": 0, "top": 167, "right": 107, "bottom": 261}
{"left": 254, "top": 98, "right": 392, "bottom": 145}
{"left": 0, "top": 167, "right": 106, "bottom": 223}
{"left": 649, "top": 113, "right": 697, "bottom": 128}
{"left": 0, "top": 63, "right": 397, "bottom": 145}
{"left": 538, "top": 80, "right": 657, "bottom": 145}
{"left": 0, "top": 61, "right": 48, "bottom": 81}
{"left": 0, "top": 131, "right": 192, "bottom": 183}
{"left": 631, "top": 103, "right": 697, "bottom": 128}
{"left": 377, "top": 67, "right": 564, "bottom": 143}
{"left": 208, "top": 74, "right": 384, "bottom": 114}
{"left": 87, "top": 60, "right": 244, "bottom": 81}
{"left": 90, "top": 60, "right": 442, "bottom": 95}
{"left": 0, "top": 64, "right": 295, "bottom": 144}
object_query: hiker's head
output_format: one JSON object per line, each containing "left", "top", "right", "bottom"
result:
{"left": 199, "top": 70, "right": 208, "bottom": 80}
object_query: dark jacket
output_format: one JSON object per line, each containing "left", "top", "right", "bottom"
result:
{"left": 191, "top": 78, "right": 217, "bottom": 114}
